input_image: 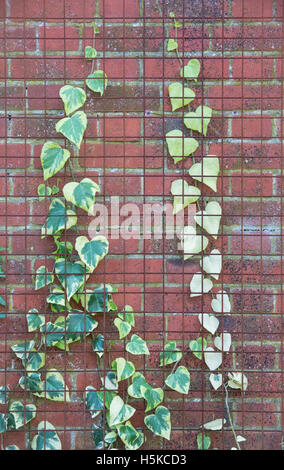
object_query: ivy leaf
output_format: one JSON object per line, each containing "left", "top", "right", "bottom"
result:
{"left": 26, "top": 308, "right": 45, "bottom": 332}
{"left": 41, "top": 320, "right": 65, "bottom": 347}
{"left": 118, "top": 304, "right": 135, "bottom": 326}
{"left": 188, "top": 156, "right": 220, "bottom": 192}
{"left": 201, "top": 249, "right": 222, "bottom": 280}
{"left": 204, "top": 347, "right": 222, "bottom": 371}
{"left": 171, "top": 179, "right": 200, "bottom": 215}
{"left": 116, "top": 421, "right": 144, "bottom": 450}
{"left": 41, "top": 198, "right": 77, "bottom": 238}
{"left": 85, "top": 386, "right": 104, "bottom": 418}
{"left": 0, "top": 413, "right": 7, "bottom": 433}
{"left": 167, "top": 38, "right": 178, "bottom": 51}
{"left": 86, "top": 70, "right": 108, "bottom": 96}
{"left": 38, "top": 183, "right": 52, "bottom": 200}
{"left": 109, "top": 396, "right": 135, "bottom": 427}
{"left": 190, "top": 272, "right": 213, "bottom": 298}
{"left": 197, "top": 432, "right": 211, "bottom": 450}
{"left": 80, "top": 284, "right": 117, "bottom": 313}
{"left": 209, "top": 373, "right": 223, "bottom": 390}
{"left": 165, "top": 366, "right": 190, "bottom": 394}
{"left": 56, "top": 111, "right": 87, "bottom": 149}
{"left": 92, "top": 424, "right": 104, "bottom": 449}
{"left": 40, "top": 142, "right": 71, "bottom": 181}
{"left": 53, "top": 238, "right": 73, "bottom": 259}
{"left": 228, "top": 372, "right": 248, "bottom": 391}
{"left": 144, "top": 406, "right": 171, "bottom": 440}
{"left": 39, "top": 370, "right": 70, "bottom": 402}
{"left": 5, "top": 445, "right": 19, "bottom": 450}
{"left": 85, "top": 46, "right": 97, "bottom": 59}
{"left": 198, "top": 313, "right": 219, "bottom": 335}
{"left": 101, "top": 371, "right": 118, "bottom": 391}
{"left": 11, "top": 341, "right": 45, "bottom": 371}
{"left": 63, "top": 178, "right": 100, "bottom": 213}
{"left": 0, "top": 296, "right": 5, "bottom": 308}
{"left": 195, "top": 201, "right": 222, "bottom": 240}
{"left": 189, "top": 337, "right": 207, "bottom": 360}
{"left": 180, "top": 59, "right": 200, "bottom": 81}
{"left": 112, "top": 357, "right": 135, "bottom": 383}
{"left": 0, "top": 385, "right": 9, "bottom": 404}
{"left": 31, "top": 421, "right": 62, "bottom": 450}
{"left": 128, "top": 372, "right": 150, "bottom": 399}
{"left": 166, "top": 129, "right": 199, "bottom": 164}
{"left": 34, "top": 265, "right": 54, "bottom": 290}
{"left": 184, "top": 105, "right": 212, "bottom": 136}
{"left": 168, "top": 82, "right": 195, "bottom": 111}
{"left": 181, "top": 226, "right": 209, "bottom": 260}
{"left": 63, "top": 312, "right": 98, "bottom": 344}
{"left": 46, "top": 286, "right": 70, "bottom": 310}
{"left": 204, "top": 418, "right": 226, "bottom": 431}
{"left": 114, "top": 317, "right": 132, "bottom": 339}
{"left": 141, "top": 386, "right": 164, "bottom": 412}
{"left": 75, "top": 235, "right": 109, "bottom": 271}
{"left": 7, "top": 401, "right": 36, "bottom": 430}
{"left": 126, "top": 334, "right": 150, "bottom": 356}
{"left": 211, "top": 290, "right": 231, "bottom": 313}
{"left": 55, "top": 258, "right": 89, "bottom": 301}
{"left": 214, "top": 333, "right": 232, "bottom": 352}
{"left": 59, "top": 85, "right": 86, "bottom": 115}
{"left": 93, "top": 334, "right": 104, "bottom": 357}
{"left": 19, "top": 372, "right": 43, "bottom": 395}
{"left": 160, "top": 341, "right": 182, "bottom": 366}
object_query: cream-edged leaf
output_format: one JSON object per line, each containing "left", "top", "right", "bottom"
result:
{"left": 144, "top": 406, "right": 171, "bottom": 440}
{"left": 35, "top": 266, "right": 54, "bottom": 290}
{"left": 165, "top": 366, "right": 190, "bottom": 394}
{"left": 209, "top": 373, "right": 223, "bottom": 390}
{"left": 112, "top": 357, "right": 135, "bottom": 383}
{"left": 109, "top": 396, "right": 135, "bottom": 427}
{"left": 126, "top": 334, "right": 149, "bottom": 356}
{"left": 75, "top": 235, "right": 108, "bottom": 271}
{"left": 40, "top": 142, "right": 71, "bottom": 181}
{"left": 41, "top": 198, "right": 77, "bottom": 237}
{"left": 56, "top": 111, "right": 87, "bottom": 149}
{"left": 59, "top": 85, "right": 86, "bottom": 115}
{"left": 63, "top": 177, "right": 100, "bottom": 213}
{"left": 86, "top": 70, "right": 108, "bottom": 96}
{"left": 31, "top": 421, "right": 62, "bottom": 450}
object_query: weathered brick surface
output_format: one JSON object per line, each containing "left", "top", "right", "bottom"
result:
{"left": 0, "top": 0, "right": 283, "bottom": 450}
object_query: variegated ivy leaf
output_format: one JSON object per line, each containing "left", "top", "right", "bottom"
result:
{"left": 116, "top": 421, "right": 144, "bottom": 450}
{"left": 0, "top": 413, "right": 7, "bottom": 433}
{"left": 165, "top": 366, "right": 190, "bottom": 394}
{"left": 211, "top": 290, "right": 231, "bottom": 313}
{"left": 5, "top": 445, "right": 19, "bottom": 450}
{"left": 98, "top": 390, "right": 117, "bottom": 409}
{"left": 7, "top": 401, "right": 36, "bottom": 430}
{"left": 184, "top": 105, "right": 213, "bottom": 136}
{"left": 31, "top": 421, "right": 62, "bottom": 451}
{"left": 168, "top": 82, "right": 195, "bottom": 111}
{"left": 40, "top": 142, "right": 71, "bottom": 181}
{"left": 85, "top": 46, "right": 97, "bottom": 59}
{"left": 63, "top": 178, "right": 100, "bottom": 213}
{"left": 171, "top": 178, "right": 200, "bottom": 215}
{"left": 86, "top": 70, "right": 108, "bottom": 96}
{"left": 105, "top": 431, "right": 117, "bottom": 446}
{"left": 39, "top": 370, "right": 70, "bottom": 402}
{"left": 141, "top": 385, "right": 164, "bottom": 412}
{"left": 19, "top": 372, "right": 43, "bottom": 395}
{"left": 0, "top": 385, "right": 9, "bottom": 404}
{"left": 160, "top": 341, "right": 182, "bottom": 366}
{"left": 101, "top": 371, "right": 118, "bottom": 391}
{"left": 75, "top": 235, "right": 109, "bottom": 271}
{"left": 11, "top": 341, "right": 45, "bottom": 371}
{"left": 46, "top": 286, "right": 71, "bottom": 312}
{"left": 85, "top": 386, "right": 104, "bottom": 419}
{"left": 118, "top": 304, "right": 135, "bottom": 326}
{"left": 55, "top": 258, "right": 90, "bottom": 301}
{"left": 203, "top": 418, "right": 226, "bottom": 431}
{"left": 112, "top": 357, "right": 135, "bottom": 383}
{"left": 197, "top": 432, "right": 211, "bottom": 450}
{"left": 26, "top": 308, "right": 45, "bottom": 332}
{"left": 167, "top": 38, "right": 178, "bottom": 51}
{"left": 227, "top": 372, "right": 248, "bottom": 391}
{"left": 56, "top": 110, "right": 87, "bottom": 149}
{"left": 93, "top": 334, "right": 104, "bottom": 357}
{"left": 189, "top": 337, "right": 207, "bottom": 360}
{"left": 109, "top": 395, "right": 135, "bottom": 427}
{"left": 53, "top": 238, "right": 73, "bottom": 259}
{"left": 80, "top": 284, "right": 117, "bottom": 314}
{"left": 201, "top": 249, "right": 222, "bottom": 280}
{"left": 38, "top": 183, "right": 52, "bottom": 200}
{"left": 144, "top": 406, "right": 171, "bottom": 441}
{"left": 59, "top": 85, "right": 86, "bottom": 116}
{"left": 198, "top": 313, "right": 219, "bottom": 335}
{"left": 40, "top": 320, "right": 65, "bottom": 347}
{"left": 92, "top": 424, "right": 104, "bottom": 449}
{"left": 35, "top": 265, "right": 54, "bottom": 290}
{"left": 188, "top": 156, "right": 220, "bottom": 192}
{"left": 195, "top": 201, "right": 222, "bottom": 240}
{"left": 166, "top": 129, "right": 199, "bottom": 165}
{"left": 41, "top": 198, "right": 77, "bottom": 238}
{"left": 126, "top": 334, "right": 150, "bottom": 356}
{"left": 58, "top": 311, "right": 98, "bottom": 345}
{"left": 114, "top": 317, "right": 132, "bottom": 339}
{"left": 128, "top": 372, "right": 150, "bottom": 399}
{"left": 209, "top": 373, "right": 223, "bottom": 391}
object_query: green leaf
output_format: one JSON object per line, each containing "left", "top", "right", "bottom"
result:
{"left": 40, "top": 370, "right": 70, "bottom": 402}
{"left": 126, "top": 334, "right": 150, "bottom": 356}
{"left": 52, "top": 185, "right": 59, "bottom": 194}
{"left": 0, "top": 385, "right": 9, "bottom": 404}
{"left": 180, "top": 59, "right": 200, "bottom": 81}
{"left": 165, "top": 366, "right": 190, "bottom": 394}
{"left": 11, "top": 341, "right": 45, "bottom": 371}
{"left": 86, "top": 70, "right": 108, "bottom": 96}
{"left": 195, "top": 201, "right": 222, "bottom": 240}
{"left": 59, "top": 85, "right": 86, "bottom": 115}
{"left": 101, "top": 371, "right": 118, "bottom": 391}
{"left": 168, "top": 38, "right": 178, "bottom": 51}
{"left": 34, "top": 265, "right": 54, "bottom": 290}
{"left": 63, "top": 177, "right": 100, "bottom": 213}
{"left": 160, "top": 341, "right": 182, "bottom": 366}
{"left": 41, "top": 198, "right": 77, "bottom": 238}
{"left": 116, "top": 421, "right": 144, "bottom": 450}
{"left": 75, "top": 235, "right": 109, "bottom": 271}
{"left": 85, "top": 386, "right": 104, "bottom": 418}
{"left": 7, "top": 401, "right": 36, "bottom": 430}
{"left": 144, "top": 406, "right": 171, "bottom": 440}
{"left": 92, "top": 424, "right": 104, "bottom": 449}
{"left": 53, "top": 238, "right": 73, "bottom": 260}
{"left": 5, "top": 445, "right": 19, "bottom": 450}
{"left": 188, "top": 156, "right": 220, "bottom": 192}
{"left": 85, "top": 46, "right": 97, "bottom": 59}
{"left": 104, "top": 431, "right": 117, "bottom": 446}
{"left": 38, "top": 183, "right": 52, "bottom": 200}
{"left": 41, "top": 321, "right": 65, "bottom": 347}
{"left": 168, "top": 82, "right": 195, "bottom": 111}
{"left": 141, "top": 386, "right": 164, "bottom": 412}
{"left": 128, "top": 372, "right": 150, "bottom": 399}
{"left": 171, "top": 179, "right": 200, "bottom": 215}
{"left": 40, "top": 141, "right": 71, "bottom": 181}
{"left": 0, "top": 413, "right": 7, "bottom": 433}
{"left": 0, "top": 295, "right": 5, "bottom": 308}
{"left": 55, "top": 258, "right": 90, "bottom": 301}
{"left": 46, "top": 286, "right": 69, "bottom": 308}
{"left": 109, "top": 396, "right": 135, "bottom": 427}
{"left": 26, "top": 308, "right": 45, "bottom": 332}
{"left": 112, "top": 357, "right": 135, "bottom": 383}
{"left": 56, "top": 111, "right": 87, "bottom": 149}
{"left": 189, "top": 337, "right": 207, "bottom": 360}
{"left": 63, "top": 311, "right": 98, "bottom": 344}
{"left": 114, "top": 317, "right": 132, "bottom": 339}
{"left": 197, "top": 432, "right": 211, "bottom": 450}
{"left": 31, "top": 421, "right": 62, "bottom": 450}
{"left": 80, "top": 284, "right": 117, "bottom": 313}
{"left": 19, "top": 372, "right": 43, "bottom": 395}
{"left": 118, "top": 304, "right": 135, "bottom": 326}
{"left": 93, "top": 334, "right": 104, "bottom": 357}
{"left": 98, "top": 390, "right": 117, "bottom": 409}
{"left": 184, "top": 105, "right": 213, "bottom": 136}
{"left": 166, "top": 129, "right": 199, "bottom": 164}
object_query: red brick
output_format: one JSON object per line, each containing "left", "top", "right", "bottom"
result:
{"left": 231, "top": 0, "right": 273, "bottom": 18}
{"left": 103, "top": 116, "right": 141, "bottom": 141}
{"left": 232, "top": 57, "right": 274, "bottom": 79}
{"left": 99, "top": 0, "right": 140, "bottom": 19}
{"left": 232, "top": 116, "right": 272, "bottom": 138}
{"left": 38, "top": 25, "right": 80, "bottom": 51}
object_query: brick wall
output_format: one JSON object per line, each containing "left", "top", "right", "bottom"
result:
{"left": 0, "top": 0, "right": 283, "bottom": 450}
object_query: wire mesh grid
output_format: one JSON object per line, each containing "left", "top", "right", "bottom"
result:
{"left": 0, "top": 0, "right": 283, "bottom": 450}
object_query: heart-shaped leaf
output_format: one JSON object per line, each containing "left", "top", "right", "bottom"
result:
{"left": 141, "top": 385, "right": 164, "bottom": 412}
{"left": 118, "top": 305, "right": 135, "bottom": 327}
{"left": 188, "top": 156, "right": 220, "bottom": 192}
{"left": 101, "top": 371, "right": 118, "bottom": 391}
{"left": 209, "top": 373, "right": 223, "bottom": 390}
{"left": 195, "top": 201, "right": 222, "bottom": 239}
{"left": 7, "top": 401, "right": 36, "bottom": 430}
{"left": 160, "top": 341, "right": 182, "bottom": 366}
{"left": 0, "top": 385, "right": 9, "bottom": 405}
{"left": 59, "top": 85, "right": 86, "bottom": 115}
{"left": 126, "top": 334, "right": 150, "bottom": 356}
{"left": 93, "top": 334, "right": 104, "bottom": 358}
{"left": 85, "top": 386, "right": 104, "bottom": 418}
{"left": 214, "top": 333, "right": 231, "bottom": 352}
{"left": 204, "top": 347, "right": 222, "bottom": 371}
{"left": 128, "top": 372, "right": 150, "bottom": 399}
{"left": 114, "top": 317, "right": 132, "bottom": 339}
{"left": 165, "top": 366, "right": 190, "bottom": 394}
{"left": 26, "top": 309, "right": 45, "bottom": 333}
{"left": 85, "top": 46, "right": 97, "bottom": 59}
{"left": 166, "top": 129, "right": 199, "bottom": 164}
{"left": 189, "top": 337, "right": 207, "bottom": 360}
{"left": 180, "top": 59, "right": 200, "bottom": 81}
{"left": 168, "top": 82, "right": 195, "bottom": 111}
{"left": 86, "top": 70, "right": 108, "bottom": 96}
{"left": 112, "top": 357, "right": 135, "bottom": 383}
{"left": 197, "top": 432, "right": 211, "bottom": 450}
{"left": 41, "top": 198, "right": 77, "bottom": 238}
{"left": 31, "top": 421, "right": 62, "bottom": 450}
{"left": 181, "top": 226, "right": 209, "bottom": 260}
{"left": 56, "top": 312, "right": 97, "bottom": 346}
{"left": 63, "top": 177, "right": 100, "bottom": 213}
{"left": 0, "top": 414, "right": 7, "bottom": 433}
{"left": 56, "top": 111, "right": 87, "bottom": 149}
{"left": 75, "top": 235, "right": 108, "bottom": 271}
{"left": 11, "top": 341, "right": 45, "bottom": 372}
{"left": 116, "top": 421, "right": 144, "bottom": 450}
{"left": 198, "top": 313, "right": 219, "bottom": 335}
{"left": 55, "top": 258, "right": 88, "bottom": 301}
{"left": 109, "top": 396, "right": 135, "bottom": 427}
{"left": 34, "top": 266, "right": 54, "bottom": 290}
{"left": 211, "top": 290, "right": 231, "bottom": 313}
{"left": 39, "top": 370, "right": 70, "bottom": 402}
{"left": 168, "top": 38, "right": 178, "bottom": 51}
{"left": 184, "top": 105, "right": 212, "bottom": 136}
{"left": 144, "top": 406, "right": 171, "bottom": 440}
{"left": 171, "top": 179, "right": 200, "bottom": 214}
{"left": 204, "top": 418, "right": 226, "bottom": 431}
{"left": 40, "top": 142, "right": 71, "bottom": 181}
{"left": 80, "top": 284, "right": 117, "bottom": 314}
{"left": 190, "top": 272, "right": 213, "bottom": 297}
{"left": 201, "top": 249, "right": 222, "bottom": 280}
{"left": 228, "top": 372, "right": 248, "bottom": 391}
